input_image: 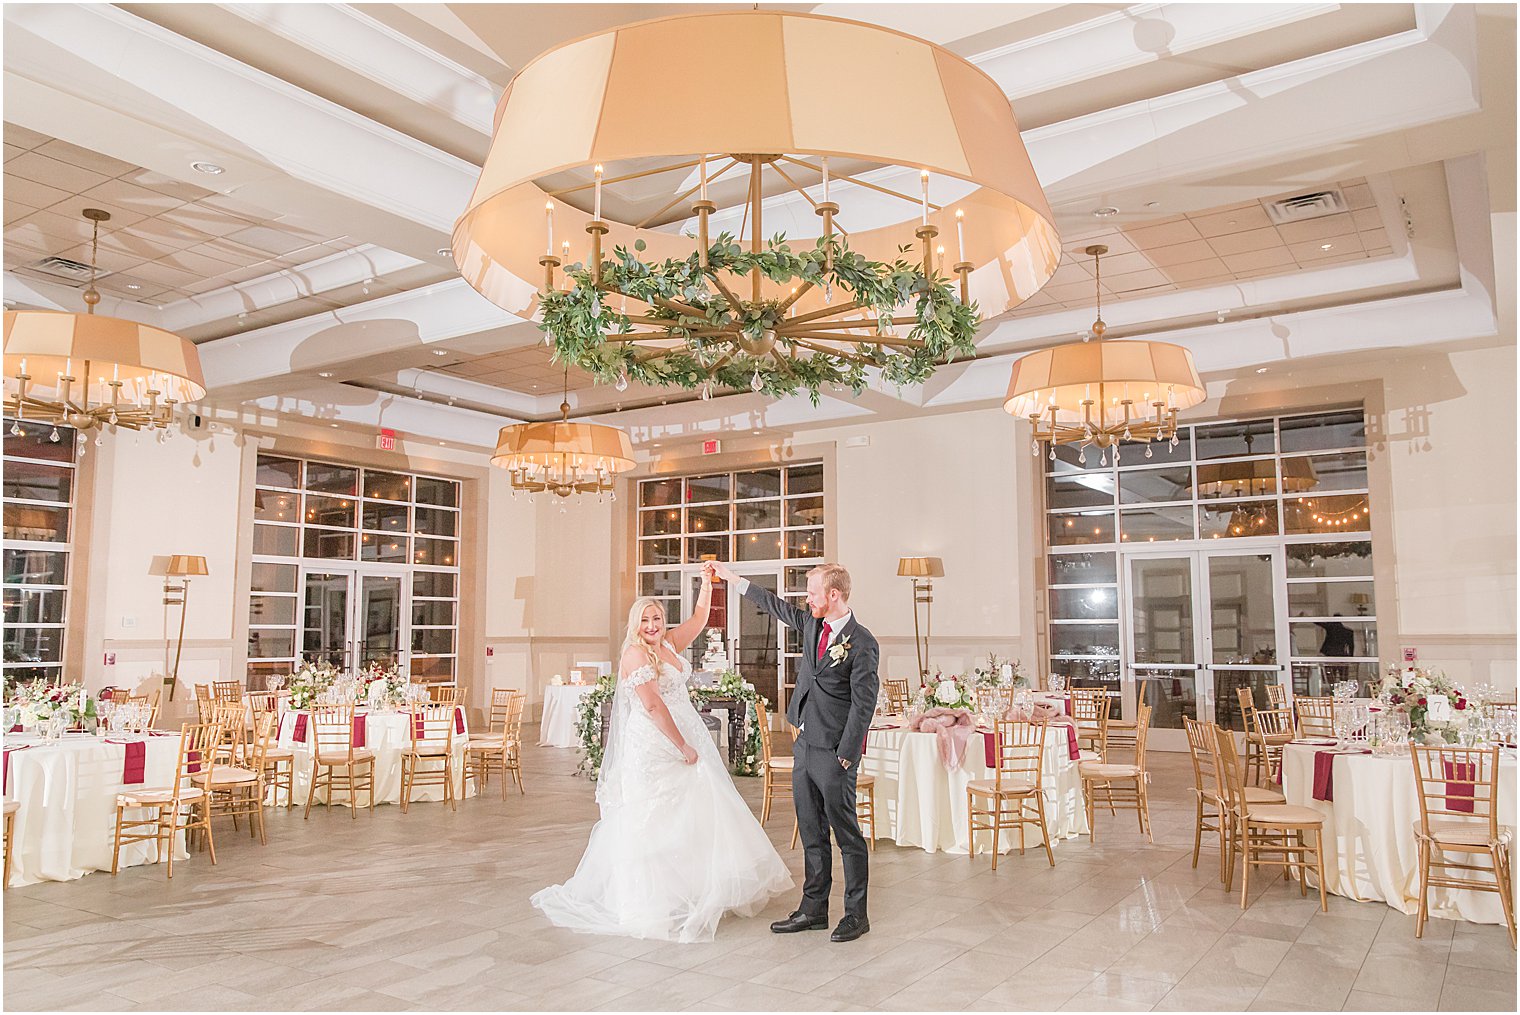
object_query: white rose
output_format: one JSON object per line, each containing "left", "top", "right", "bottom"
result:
{"left": 934, "top": 682, "right": 961, "bottom": 705}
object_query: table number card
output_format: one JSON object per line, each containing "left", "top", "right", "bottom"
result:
{"left": 1426, "top": 694, "right": 1452, "bottom": 722}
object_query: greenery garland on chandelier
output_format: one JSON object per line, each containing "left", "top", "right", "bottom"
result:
{"left": 540, "top": 232, "right": 980, "bottom": 406}
{"left": 575, "top": 670, "right": 769, "bottom": 779}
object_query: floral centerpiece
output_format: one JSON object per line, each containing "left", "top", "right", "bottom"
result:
{"left": 912, "top": 669, "right": 976, "bottom": 715}
{"left": 1374, "top": 665, "right": 1470, "bottom": 743}
{"left": 971, "top": 653, "right": 1027, "bottom": 690}
{"left": 7, "top": 680, "right": 95, "bottom": 728}
{"left": 285, "top": 660, "right": 341, "bottom": 710}
{"left": 360, "top": 662, "right": 408, "bottom": 709}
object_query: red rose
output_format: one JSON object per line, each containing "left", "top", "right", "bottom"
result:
{"left": 1391, "top": 694, "right": 1403, "bottom": 704}
{"left": 1455, "top": 699, "right": 1467, "bottom": 710}
{"left": 1418, "top": 697, "right": 1428, "bottom": 706}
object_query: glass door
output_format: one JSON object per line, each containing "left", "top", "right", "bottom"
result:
{"left": 300, "top": 566, "right": 410, "bottom": 674}
{"left": 1121, "top": 547, "right": 1288, "bottom": 750}
{"left": 358, "top": 574, "right": 404, "bottom": 670}
{"left": 302, "top": 571, "right": 351, "bottom": 670}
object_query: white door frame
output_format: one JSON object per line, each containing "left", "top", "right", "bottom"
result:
{"left": 298, "top": 561, "right": 413, "bottom": 673}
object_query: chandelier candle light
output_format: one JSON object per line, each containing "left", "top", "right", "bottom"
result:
{"left": 1005, "top": 245, "right": 1204, "bottom": 465}
{"left": 3, "top": 209, "right": 205, "bottom": 441}
{"left": 451, "top": 10, "right": 1060, "bottom": 404}
{"left": 491, "top": 365, "right": 635, "bottom": 500}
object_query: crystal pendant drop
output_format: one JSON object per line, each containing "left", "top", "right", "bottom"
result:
{"left": 750, "top": 369, "right": 763, "bottom": 393}
{"left": 1099, "top": 450, "right": 1107, "bottom": 466}
{"left": 1077, "top": 450, "right": 1086, "bottom": 465}
{"left": 1145, "top": 444, "right": 1154, "bottom": 459}
{"left": 1031, "top": 440, "right": 1039, "bottom": 457}
{"left": 610, "top": 489, "right": 617, "bottom": 502}
{"left": 701, "top": 383, "right": 711, "bottom": 401}
{"left": 1048, "top": 448, "right": 1056, "bottom": 461}
{"left": 94, "top": 433, "right": 104, "bottom": 447}
{"left": 8, "top": 421, "right": 20, "bottom": 437}
{"left": 157, "top": 429, "right": 167, "bottom": 444}
{"left": 823, "top": 282, "right": 833, "bottom": 304}
{"left": 108, "top": 411, "right": 118, "bottom": 426}
{"left": 1170, "top": 436, "right": 1179, "bottom": 449}
{"left": 614, "top": 371, "right": 629, "bottom": 393}
{"left": 49, "top": 426, "right": 60, "bottom": 443}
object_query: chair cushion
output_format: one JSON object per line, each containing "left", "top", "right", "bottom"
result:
{"left": 189, "top": 767, "right": 259, "bottom": 786}
{"left": 1258, "top": 733, "right": 1294, "bottom": 745}
{"left": 316, "top": 750, "right": 375, "bottom": 765}
{"left": 856, "top": 774, "right": 875, "bottom": 788}
{"left": 1416, "top": 819, "right": 1511, "bottom": 848}
{"left": 468, "top": 733, "right": 506, "bottom": 744}
{"left": 404, "top": 741, "right": 453, "bottom": 756}
{"left": 1245, "top": 803, "right": 1324, "bottom": 825}
{"left": 117, "top": 787, "right": 204, "bottom": 806}
{"left": 263, "top": 748, "right": 295, "bottom": 761}
{"left": 967, "top": 777, "right": 1037, "bottom": 796}
{"left": 3, "top": 799, "right": 19, "bottom": 815}
{"left": 1076, "top": 749, "right": 1102, "bottom": 762}
{"left": 465, "top": 739, "right": 514, "bottom": 752}
{"left": 1244, "top": 786, "right": 1285, "bottom": 804}
{"left": 767, "top": 757, "right": 795, "bottom": 771}
{"left": 1081, "top": 762, "right": 1142, "bottom": 780}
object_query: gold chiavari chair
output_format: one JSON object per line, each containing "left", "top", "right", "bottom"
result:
{"left": 211, "top": 702, "right": 246, "bottom": 766}
{"left": 107, "top": 689, "right": 130, "bottom": 704}
{"left": 882, "top": 678, "right": 910, "bottom": 715}
{"left": 192, "top": 712, "right": 272, "bottom": 845}
{"left": 1213, "top": 725, "right": 1327, "bottom": 911}
{"left": 1184, "top": 718, "right": 1284, "bottom": 882}
{"left": 2, "top": 800, "right": 17, "bottom": 890}
{"left": 1410, "top": 744, "right": 1515, "bottom": 947}
{"left": 1081, "top": 704, "right": 1154, "bottom": 843}
{"left": 212, "top": 679, "right": 244, "bottom": 703}
{"left": 466, "top": 689, "right": 525, "bottom": 798}
{"left": 112, "top": 721, "right": 220, "bottom": 879}
{"left": 1237, "top": 687, "right": 1293, "bottom": 785}
{"left": 1294, "top": 696, "right": 1337, "bottom": 739}
{"left": 1265, "top": 683, "right": 1290, "bottom": 711}
{"left": 967, "top": 719, "right": 1052, "bottom": 869}
{"left": 402, "top": 703, "right": 458, "bottom": 812}
{"left": 244, "top": 692, "right": 294, "bottom": 807}
{"left": 755, "top": 696, "right": 792, "bottom": 827}
{"left": 123, "top": 692, "right": 158, "bottom": 732}
{"left": 425, "top": 682, "right": 460, "bottom": 704}
{"left": 1070, "top": 688, "right": 1110, "bottom": 761}
{"left": 304, "top": 704, "right": 375, "bottom": 819}
{"left": 1482, "top": 701, "right": 1517, "bottom": 744}
{"left": 194, "top": 683, "right": 216, "bottom": 724}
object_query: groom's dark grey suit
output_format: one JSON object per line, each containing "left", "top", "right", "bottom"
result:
{"left": 742, "top": 580, "right": 879, "bottom": 920}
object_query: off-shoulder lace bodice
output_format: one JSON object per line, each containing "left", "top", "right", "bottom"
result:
{"left": 621, "top": 644, "right": 692, "bottom": 696}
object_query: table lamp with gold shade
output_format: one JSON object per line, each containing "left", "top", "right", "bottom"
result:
{"left": 897, "top": 556, "right": 944, "bottom": 679}
{"left": 163, "top": 555, "right": 208, "bottom": 699}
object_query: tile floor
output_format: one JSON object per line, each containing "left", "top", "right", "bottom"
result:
{"left": 3, "top": 732, "right": 1514, "bottom": 1012}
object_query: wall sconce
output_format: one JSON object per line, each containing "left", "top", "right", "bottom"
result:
{"left": 163, "top": 555, "right": 208, "bottom": 699}
{"left": 896, "top": 556, "right": 944, "bottom": 679}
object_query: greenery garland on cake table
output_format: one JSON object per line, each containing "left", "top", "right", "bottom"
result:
{"left": 575, "top": 670, "right": 768, "bottom": 779}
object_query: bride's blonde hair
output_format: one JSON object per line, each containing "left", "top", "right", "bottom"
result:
{"left": 620, "top": 596, "right": 665, "bottom": 675}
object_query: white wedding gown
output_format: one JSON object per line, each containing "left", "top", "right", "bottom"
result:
{"left": 531, "top": 646, "right": 793, "bottom": 942}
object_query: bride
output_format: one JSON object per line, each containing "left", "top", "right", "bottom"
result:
{"left": 531, "top": 562, "right": 793, "bottom": 942}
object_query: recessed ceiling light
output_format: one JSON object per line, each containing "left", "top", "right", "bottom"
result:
{"left": 436, "top": 247, "right": 451, "bottom": 256}
{"left": 431, "top": 349, "right": 448, "bottom": 357}
{"left": 330, "top": 422, "right": 339, "bottom": 428}
{"left": 1255, "top": 367, "right": 1269, "bottom": 374}
{"left": 1092, "top": 206, "right": 1120, "bottom": 218}
{"left": 318, "top": 371, "right": 333, "bottom": 378}
{"left": 1320, "top": 243, "right": 1333, "bottom": 251}
{"left": 438, "top": 441, "right": 447, "bottom": 446}
{"left": 1144, "top": 201, "right": 1159, "bottom": 209}
{"left": 753, "top": 430, "right": 761, "bottom": 435}
{"left": 652, "top": 442, "right": 661, "bottom": 447}
{"left": 124, "top": 283, "right": 141, "bottom": 291}
{"left": 190, "top": 161, "right": 224, "bottom": 175}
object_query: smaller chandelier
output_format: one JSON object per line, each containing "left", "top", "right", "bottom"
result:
{"left": 1196, "top": 433, "right": 1318, "bottom": 498}
{"left": 3, "top": 209, "right": 205, "bottom": 439}
{"left": 491, "top": 367, "right": 635, "bottom": 500}
{"left": 1005, "top": 244, "right": 1205, "bottom": 465}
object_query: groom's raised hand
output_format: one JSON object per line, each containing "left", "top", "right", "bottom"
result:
{"left": 710, "top": 560, "right": 739, "bottom": 584}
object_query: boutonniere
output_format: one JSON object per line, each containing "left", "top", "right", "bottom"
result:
{"left": 828, "top": 636, "right": 852, "bottom": 665}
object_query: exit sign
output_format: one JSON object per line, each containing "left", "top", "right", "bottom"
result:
{"left": 702, "top": 439, "right": 722, "bottom": 455}
{"left": 376, "top": 428, "right": 397, "bottom": 452}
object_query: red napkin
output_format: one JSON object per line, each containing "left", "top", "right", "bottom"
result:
{"left": 413, "top": 714, "right": 425, "bottom": 740}
{"left": 455, "top": 708, "right": 465, "bottom": 735}
{"left": 352, "top": 715, "right": 366, "bottom": 749}
{"left": 1444, "top": 759, "right": 1476, "bottom": 813}
{"left": 1312, "top": 750, "right": 1336, "bottom": 801}
{"left": 186, "top": 748, "right": 202, "bottom": 775}
{"left": 293, "top": 713, "right": 308, "bottom": 744}
{"left": 7, "top": 725, "right": 19, "bottom": 733}
{"left": 983, "top": 729, "right": 998, "bottom": 768}
{"left": 121, "top": 741, "right": 146, "bottom": 784}
{"left": 1062, "top": 723, "right": 1079, "bottom": 761}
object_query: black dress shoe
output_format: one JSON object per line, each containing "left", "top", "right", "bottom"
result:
{"left": 770, "top": 910, "right": 829, "bottom": 934}
{"left": 830, "top": 915, "right": 870, "bottom": 942}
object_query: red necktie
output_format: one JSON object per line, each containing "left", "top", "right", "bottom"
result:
{"left": 816, "top": 622, "right": 832, "bottom": 662}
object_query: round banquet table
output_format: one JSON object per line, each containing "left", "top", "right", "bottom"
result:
{"left": 277, "top": 709, "right": 472, "bottom": 808}
{"left": 859, "top": 715, "right": 1088, "bottom": 855}
{"left": 539, "top": 683, "right": 595, "bottom": 748}
{"left": 1280, "top": 742, "right": 1517, "bottom": 925}
{"left": 3, "top": 731, "right": 187, "bottom": 886}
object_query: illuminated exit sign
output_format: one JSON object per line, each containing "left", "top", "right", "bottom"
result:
{"left": 376, "top": 428, "right": 397, "bottom": 451}
{"left": 702, "top": 439, "right": 721, "bottom": 455}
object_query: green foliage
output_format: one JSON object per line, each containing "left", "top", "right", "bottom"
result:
{"left": 539, "top": 232, "right": 979, "bottom": 404}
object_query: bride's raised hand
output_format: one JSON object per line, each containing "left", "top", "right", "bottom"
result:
{"left": 700, "top": 561, "right": 717, "bottom": 585}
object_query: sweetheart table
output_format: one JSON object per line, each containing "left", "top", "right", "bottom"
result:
{"left": 859, "top": 715, "right": 1088, "bottom": 855}
{"left": 1281, "top": 742, "right": 1517, "bottom": 925}
{"left": 3, "top": 732, "right": 186, "bottom": 886}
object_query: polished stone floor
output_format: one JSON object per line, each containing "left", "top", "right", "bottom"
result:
{"left": 3, "top": 729, "right": 1514, "bottom": 1012}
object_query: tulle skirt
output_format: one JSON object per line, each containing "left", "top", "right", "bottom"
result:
{"left": 532, "top": 712, "right": 793, "bottom": 943}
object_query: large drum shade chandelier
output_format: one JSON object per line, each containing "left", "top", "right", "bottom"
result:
{"left": 452, "top": 10, "right": 1061, "bottom": 403}
{"left": 3, "top": 209, "right": 205, "bottom": 444}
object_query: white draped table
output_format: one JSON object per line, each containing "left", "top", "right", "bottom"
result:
{"left": 539, "top": 683, "right": 594, "bottom": 748}
{"left": 1281, "top": 743, "right": 1517, "bottom": 924}
{"left": 3, "top": 732, "right": 186, "bottom": 886}
{"left": 277, "top": 709, "right": 471, "bottom": 808}
{"left": 859, "top": 716, "right": 1088, "bottom": 855}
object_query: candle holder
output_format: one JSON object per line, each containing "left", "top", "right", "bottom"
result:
{"left": 953, "top": 261, "right": 973, "bottom": 305}
{"left": 914, "top": 225, "right": 939, "bottom": 277}
{"left": 538, "top": 254, "right": 562, "bottom": 292}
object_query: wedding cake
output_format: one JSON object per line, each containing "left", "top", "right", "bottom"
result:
{"left": 699, "top": 629, "right": 731, "bottom": 673}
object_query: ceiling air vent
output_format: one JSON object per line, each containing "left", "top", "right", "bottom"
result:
{"left": 28, "top": 256, "right": 109, "bottom": 283}
{"left": 1263, "top": 188, "right": 1348, "bottom": 225}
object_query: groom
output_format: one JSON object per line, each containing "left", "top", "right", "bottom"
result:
{"left": 710, "top": 560, "right": 879, "bottom": 942}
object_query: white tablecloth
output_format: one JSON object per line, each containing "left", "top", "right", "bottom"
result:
{"left": 1281, "top": 743, "right": 1517, "bottom": 925}
{"left": 277, "top": 709, "right": 471, "bottom": 808}
{"left": 859, "top": 716, "right": 1088, "bottom": 855}
{"left": 539, "top": 684, "right": 594, "bottom": 748}
{"left": 4, "top": 732, "right": 186, "bottom": 886}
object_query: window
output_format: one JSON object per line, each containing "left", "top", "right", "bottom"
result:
{"left": 3, "top": 419, "right": 77, "bottom": 682}
{"left": 1044, "top": 409, "right": 1376, "bottom": 694}
{"left": 249, "top": 455, "right": 461, "bottom": 682}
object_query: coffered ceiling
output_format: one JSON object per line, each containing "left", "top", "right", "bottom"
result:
{"left": 2, "top": 3, "right": 1512, "bottom": 453}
